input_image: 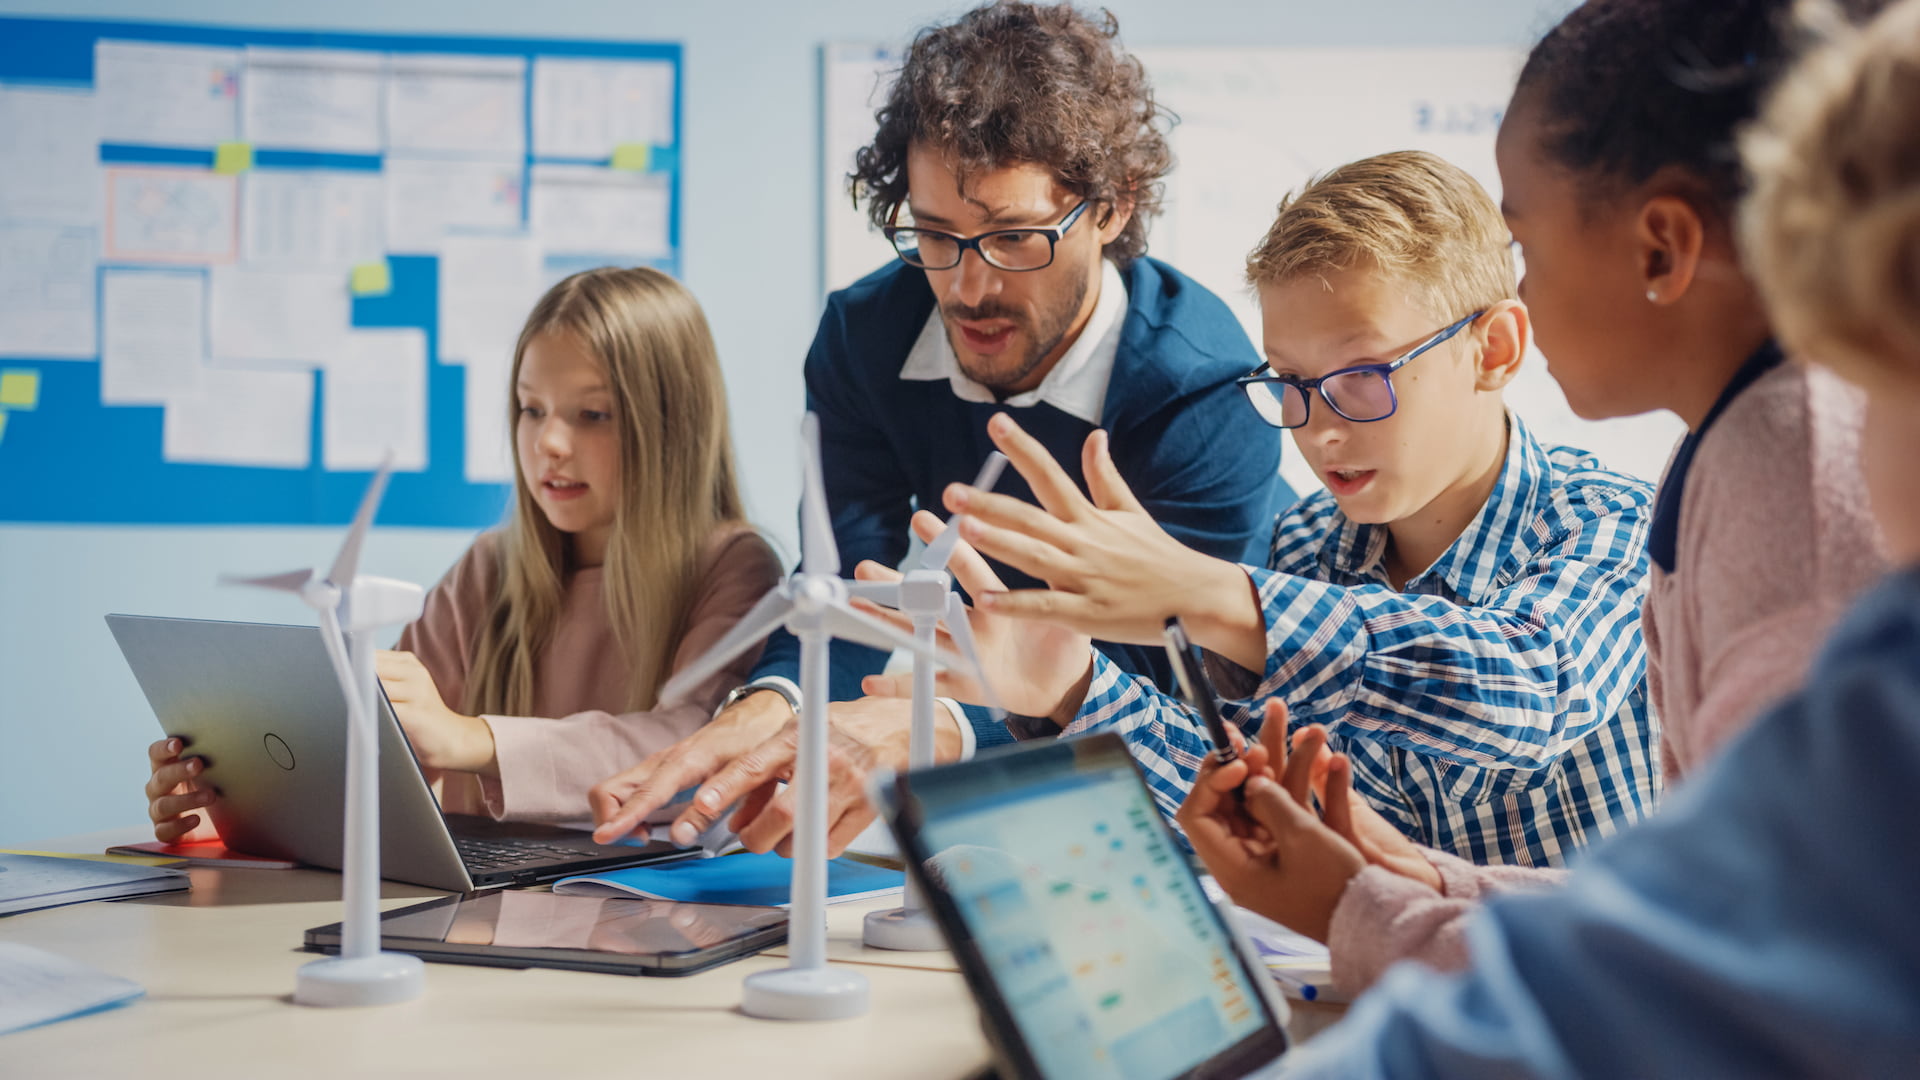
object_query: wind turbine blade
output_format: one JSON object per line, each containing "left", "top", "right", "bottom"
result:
{"left": 944, "top": 592, "right": 1007, "bottom": 722}
{"left": 219, "top": 568, "right": 315, "bottom": 593}
{"left": 329, "top": 454, "right": 395, "bottom": 588}
{"left": 799, "top": 413, "right": 840, "bottom": 578}
{"left": 918, "top": 451, "right": 1008, "bottom": 573}
{"left": 656, "top": 587, "right": 795, "bottom": 706}
{"left": 314, "top": 603, "right": 362, "bottom": 731}
{"left": 845, "top": 580, "right": 902, "bottom": 606}
{"left": 820, "top": 602, "right": 960, "bottom": 670}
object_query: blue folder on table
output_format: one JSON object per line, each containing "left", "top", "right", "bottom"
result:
{"left": 552, "top": 852, "right": 903, "bottom": 908}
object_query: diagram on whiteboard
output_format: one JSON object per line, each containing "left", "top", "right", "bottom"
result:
{"left": 0, "top": 18, "right": 684, "bottom": 526}
{"left": 820, "top": 43, "right": 1684, "bottom": 489}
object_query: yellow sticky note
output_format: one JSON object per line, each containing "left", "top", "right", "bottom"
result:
{"left": 610, "top": 142, "right": 650, "bottom": 172}
{"left": 0, "top": 370, "right": 37, "bottom": 410}
{"left": 213, "top": 141, "right": 254, "bottom": 174}
{"left": 0, "top": 411, "right": 9, "bottom": 444}
{"left": 350, "top": 260, "right": 392, "bottom": 297}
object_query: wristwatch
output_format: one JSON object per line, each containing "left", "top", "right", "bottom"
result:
{"left": 715, "top": 681, "right": 802, "bottom": 719}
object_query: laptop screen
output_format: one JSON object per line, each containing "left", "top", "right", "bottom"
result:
{"left": 898, "top": 736, "right": 1279, "bottom": 1080}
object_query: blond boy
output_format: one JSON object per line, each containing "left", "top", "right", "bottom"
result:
{"left": 936, "top": 151, "right": 1657, "bottom": 868}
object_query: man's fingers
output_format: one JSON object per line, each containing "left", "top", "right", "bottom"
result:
{"left": 677, "top": 734, "right": 797, "bottom": 846}
{"left": 981, "top": 412, "right": 1092, "bottom": 519}
{"left": 853, "top": 559, "right": 903, "bottom": 584}
{"left": 590, "top": 749, "right": 713, "bottom": 843}
{"left": 1081, "top": 430, "right": 1145, "bottom": 514}
{"left": 729, "top": 780, "right": 778, "bottom": 835}
{"left": 736, "top": 784, "right": 798, "bottom": 854}
{"left": 861, "top": 673, "right": 913, "bottom": 699}
{"left": 826, "top": 804, "right": 875, "bottom": 858}
{"left": 916, "top": 510, "right": 1010, "bottom": 598}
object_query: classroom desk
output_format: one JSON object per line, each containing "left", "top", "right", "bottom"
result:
{"left": 2, "top": 829, "right": 1347, "bottom": 1077}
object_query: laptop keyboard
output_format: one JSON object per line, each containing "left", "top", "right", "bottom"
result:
{"left": 454, "top": 837, "right": 599, "bottom": 872}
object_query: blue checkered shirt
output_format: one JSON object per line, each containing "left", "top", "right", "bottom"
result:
{"left": 1065, "top": 414, "right": 1660, "bottom": 867}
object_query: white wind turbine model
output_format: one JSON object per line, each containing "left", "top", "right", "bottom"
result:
{"left": 851, "top": 451, "right": 1008, "bottom": 952}
{"left": 223, "top": 457, "right": 427, "bottom": 1008}
{"left": 657, "top": 413, "right": 966, "bottom": 1020}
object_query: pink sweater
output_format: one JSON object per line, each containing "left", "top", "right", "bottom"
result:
{"left": 395, "top": 524, "right": 784, "bottom": 823}
{"left": 1326, "top": 361, "right": 1885, "bottom": 996}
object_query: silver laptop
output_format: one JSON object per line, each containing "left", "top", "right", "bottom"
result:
{"left": 107, "top": 614, "right": 698, "bottom": 892}
{"left": 874, "top": 732, "right": 1292, "bottom": 1080}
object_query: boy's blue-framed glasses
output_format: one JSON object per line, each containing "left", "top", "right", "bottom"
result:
{"left": 884, "top": 200, "right": 1092, "bottom": 272}
{"left": 1236, "top": 310, "right": 1485, "bottom": 430}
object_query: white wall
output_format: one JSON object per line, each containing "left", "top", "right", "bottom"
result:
{"left": 0, "top": 0, "right": 1577, "bottom": 842}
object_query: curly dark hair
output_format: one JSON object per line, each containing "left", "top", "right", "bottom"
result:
{"left": 1514, "top": 0, "right": 1888, "bottom": 222}
{"left": 850, "top": 2, "right": 1173, "bottom": 266}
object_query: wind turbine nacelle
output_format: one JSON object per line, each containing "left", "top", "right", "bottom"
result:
{"left": 792, "top": 574, "right": 845, "bottom": 613}
{"left": 898, "top": 572, "right": 950, "bottom": 614}
{"left": 342, "top": 577, "right": 427, "bottom": 633}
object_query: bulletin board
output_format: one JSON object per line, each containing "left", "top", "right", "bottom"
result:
{"left": 0, "top": 17, "right": 684, "bottom": 526}
{"left": 819, "top": 43, "right": 1686, "bottom": 488}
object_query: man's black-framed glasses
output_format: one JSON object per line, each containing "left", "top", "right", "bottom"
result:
{"left": 884, "top": 200, "right": 1092, "bottom": 272}
{"left": 1237, "top": 310, "right": 1485, "bottom": 430}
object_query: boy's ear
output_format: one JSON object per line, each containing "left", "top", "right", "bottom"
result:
{"left": 1637, "top": 193, "right": 1706, "bottom": 305}
{"left": 1474, "top": 300, "right": 1529, "bottom": 392}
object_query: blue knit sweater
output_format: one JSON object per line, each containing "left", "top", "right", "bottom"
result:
{"left": 750, "top": 256, "right": 1296, "bottom": 748}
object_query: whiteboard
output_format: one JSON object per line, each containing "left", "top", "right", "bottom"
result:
{"left": 819, "top": 44, "right": 1684, "bottom": 491}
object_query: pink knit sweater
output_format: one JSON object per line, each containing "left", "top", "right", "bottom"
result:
{"left": 1326, "top": 361, "right": 1885, "bottom": 997}
{"left": 397, "top": 524, "right": 784, "bottom": 823}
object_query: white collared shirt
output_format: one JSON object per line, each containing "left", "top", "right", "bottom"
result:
{"left": 897, "top": 258, "right": 1127, "bottom": 426}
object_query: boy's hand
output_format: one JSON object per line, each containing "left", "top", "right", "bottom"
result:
{"left": 854, "top": 510, "right": 1095, "bottom": 725}
{"left": 944, "top": 414, "right": 1264, "bottom": 668}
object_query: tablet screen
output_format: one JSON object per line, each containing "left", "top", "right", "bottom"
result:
{"left": 907, "top": 740, "right": 1276, "bottom": 1079}
{"left": 307, "top": 890, "right": 787, "bottom": 975}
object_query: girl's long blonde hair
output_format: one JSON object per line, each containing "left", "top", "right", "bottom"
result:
{"left": 465, "top": 267, "right": 746, "bottom": 716}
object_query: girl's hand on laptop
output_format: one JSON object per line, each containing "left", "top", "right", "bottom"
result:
{"left": 853, "top": 509, "right": 1095, "bottom": 723}
{"left": 378, "top": 650, "right": 499, "bottom": 776}
{"left": 146, "top": 737, "right": 222, "bottom": 844}
{"left": 944, "top": 414, "right": 1268, "bottom": 672}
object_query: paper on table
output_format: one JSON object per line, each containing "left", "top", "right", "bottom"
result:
{"left": 242, "top": 169, "right": 384, "bottom": 270}
{"left": 531, "top": 57, "right": 674, "bottom": 159}
{"left": 241, "top": 46, "right": 384, "bottom": 155}
{"left": 324, "top": 326, "right": 427, "bottom": 471}
{"left": 104, "top": 166, "right": 238, "bottom": 264}
{"left": 437, "top": 231, "right": 542, "bottom": 365}
{"left": 95, "top": 39, "right": 239, "bottom": 148}
{"left": 0, "top": 223, "right": 97, "bottom": 359}
{"left": 386, "top": 53, "right": 526, "bottom": 156}
{"left": 0, "top": 943, "right": 143, "bottom": 1037}
{"left": 384, "top": 155, "right": 524, "bottom": 255}
{"left": 163, "top": 366, "right": 313, "bottom": 468}
{"left": 0, "top": 85, "right": 99, "bottom": 225}
{"left": 100, "top": 270, "right": 206, "bottom": 405}
{"left": 529, "top": 164, "right": 669, "bottom": 259}
{"left": 464, "top": 353, "right": 514, "bottom": 484}
{"left": 208, "top": 266, "right": 351, "bottom": 368}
